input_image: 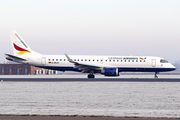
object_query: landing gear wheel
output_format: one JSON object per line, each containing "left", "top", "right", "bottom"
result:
{"left": 155, "top": 72, "right": 158, "bottom": 78}
{"left": 155, "top": 75, "right": 158, "bottom": 78}
{"left": 88, "top": 74, "right": 95, "bottom": 79}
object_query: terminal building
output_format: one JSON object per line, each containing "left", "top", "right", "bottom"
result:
{"left": 0, "top": 64, "right": 58, "bottom": 75}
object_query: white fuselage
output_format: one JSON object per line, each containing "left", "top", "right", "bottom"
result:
{"left": 24, "top": 55, "right": 175, "bottom": 73}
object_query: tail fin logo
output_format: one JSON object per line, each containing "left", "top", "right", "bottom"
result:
{"left": 140, "top": 57, "right": 146, "bottom": 60}
{"left": 13, "top": 43, "right": 31, "bottom": 55}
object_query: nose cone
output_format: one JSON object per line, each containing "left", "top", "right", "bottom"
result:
{"left": 170, "top": 64, "right": 176, "bottom": 71}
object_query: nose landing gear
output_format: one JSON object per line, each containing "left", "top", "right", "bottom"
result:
{"left": 155, "top": 72, "right": 159, "bottom": 78}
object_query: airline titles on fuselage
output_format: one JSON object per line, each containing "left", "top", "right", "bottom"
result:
{"left": 108, "top": 57, "right": 139, "bottom": 60}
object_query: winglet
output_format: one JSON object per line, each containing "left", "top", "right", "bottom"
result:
{"left": 65, "top": 54, "right": 76, "bottom": 63}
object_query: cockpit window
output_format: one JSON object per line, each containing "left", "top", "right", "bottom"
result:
{"left": 160, "top": 59, "right": 168, "bottom": 63}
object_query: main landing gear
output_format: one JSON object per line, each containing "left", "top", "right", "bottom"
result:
{"left": 155, "top": 72, "right": 159, "bottom": 78}
{"left": 87, "top": 73, "right": 95, "bottom": 78}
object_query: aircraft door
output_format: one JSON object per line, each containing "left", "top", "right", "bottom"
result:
{"left": 41, "top": 57, "right": 46, "bottom": 65}
{"left": 152, "top": 59, "right": 156, "bottom": 67}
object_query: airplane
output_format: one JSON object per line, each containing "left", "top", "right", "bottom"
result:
{"left": 5, "top": 30, "right": 176, "bottom": 78}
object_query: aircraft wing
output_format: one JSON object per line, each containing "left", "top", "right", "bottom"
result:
{"left": 5, "top": 53, "right": 27, "bottom": 61}
{"left": 65, "top": 54, "right": 107, "bottom": 73}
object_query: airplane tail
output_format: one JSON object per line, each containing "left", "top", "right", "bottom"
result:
{"left": 9, "top": 30, "right": 41, "bottom": 56}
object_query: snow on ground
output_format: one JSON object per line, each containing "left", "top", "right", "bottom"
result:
{"left": 0, "top": 82, "right": 180, "bottom": 118}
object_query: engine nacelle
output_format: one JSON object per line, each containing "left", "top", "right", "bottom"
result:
{"left": 102, "top": 68, "right": 119, "bottom": 76}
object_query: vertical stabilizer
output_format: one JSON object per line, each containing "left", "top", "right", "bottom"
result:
{"left": 9, "top": 30, "right": 41, "bottom": 56}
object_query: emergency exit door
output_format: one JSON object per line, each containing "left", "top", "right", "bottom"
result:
{"left": 152, "top": 59, "right": 156, "bottom": 67}
{"left": 41, "top": 57, "right": 46, "bottom": 65}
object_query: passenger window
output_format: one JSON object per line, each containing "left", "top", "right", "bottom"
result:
{"left": 81, "top": 59, "right": 83, "bottom": 61}
{"left": 128, "top": 60, "right": 130, "bottom": 62}
{"left": 52, "top": 59, "right": 54, "bottom": 61}
{"left": 49, "top": 59, "right": 50, "bottom": 61}
{"left": 136, "top": 60, "right": 138, "bottom": 62}
{"left": 85, "top": 59, "right": 87, "bottom": 61}
{"left": 93, "top": 60, "right": 94, "bottom": 61}
{"left": 113, "top": 60, "right": 115, "bottom": 62}
{"left": 64, "top": 59, "right": 66, "bottom": 61}
{"left": 140, "top": 60, "right": 142, "bottom": 62}
{"left": 132, "top": 60, "right": 134, "bottom": 62}
{"left": 56, "top": 59, "right": 58, "bottom": 61}
{"left": 124, "top": 60, "right": 126, "bottom": 62}
{"left": 109, "top": 60, "right": 111, "bottom": 62}
{"left": 89, "top": 59, "right": 90, "bottom": 61}
{"left": 74, "top": 59, "right": 76, "bottom": 61}
{"left": 105, "top": 60, "right": 107, "bottom": 62}
{"left": 117, "top": 60, "right": 119, "bottom": 62}
{"left": 97, "top": 60, "right": 99, "bottom": 62}
{"left": 77, "top": 59, "right": 79, "bottom": 61}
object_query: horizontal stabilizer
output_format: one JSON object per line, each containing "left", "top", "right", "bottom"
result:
{"left": 5, "top": 53, "right": 27, "bottom": 61}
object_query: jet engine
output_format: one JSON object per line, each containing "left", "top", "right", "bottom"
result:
{"left": 102, "top": 68, "right": 119, "bottom": 76}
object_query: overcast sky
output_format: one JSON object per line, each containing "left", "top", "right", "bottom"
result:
{"left": 0, "top": 0, "right": 180, "bottom": 63}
